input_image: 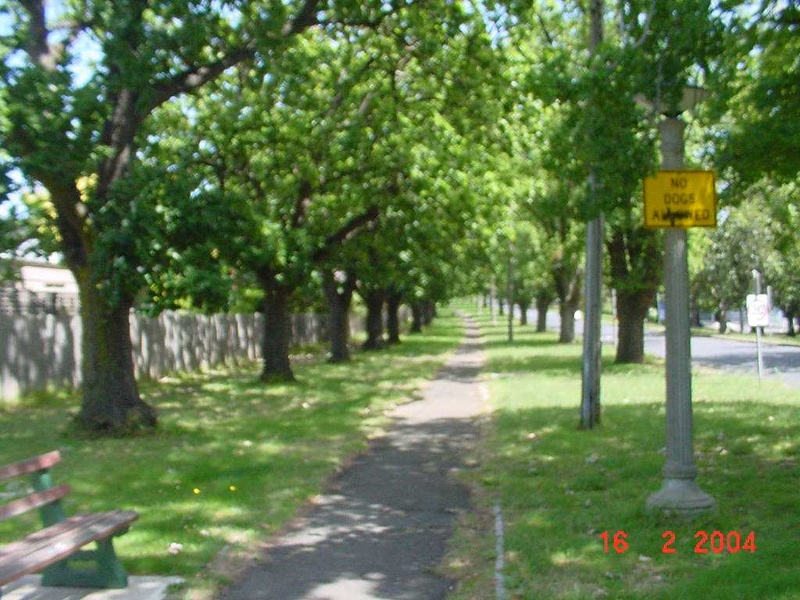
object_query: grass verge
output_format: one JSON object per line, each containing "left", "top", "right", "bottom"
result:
{"left": 0, "top": 310, "right": 464, "bottom": 598}
{"left": 448, "top": 307, "right": 800, "bottom": 600}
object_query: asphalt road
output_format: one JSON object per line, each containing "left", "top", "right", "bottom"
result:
{"left": 510, "top": 306, "right": 800, "bottom": 389}
{"left": 644, "top": 330, "right": 800, "bottom": 388}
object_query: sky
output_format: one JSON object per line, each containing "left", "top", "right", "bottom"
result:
{"left": 0, "top": 1, "right": 96, "bottom": 222}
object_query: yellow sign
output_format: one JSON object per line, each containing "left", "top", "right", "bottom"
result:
{"left": 644, "top": 170, "right": 717, "bottom": 228}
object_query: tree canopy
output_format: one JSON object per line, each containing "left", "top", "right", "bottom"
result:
{"left": 1, "top": 0, "right": 798, "bottom": 433}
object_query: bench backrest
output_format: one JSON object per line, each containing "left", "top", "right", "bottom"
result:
{"left": 0, "top": 451, "right": 69, "bottom": 527}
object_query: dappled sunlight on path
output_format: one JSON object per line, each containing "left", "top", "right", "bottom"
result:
{"left": 219, "top": 315, "right": 487, "bottom": 600}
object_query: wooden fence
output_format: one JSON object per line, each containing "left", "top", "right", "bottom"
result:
{"left": 0, "top": 311, "right": 355, "bottom": 403}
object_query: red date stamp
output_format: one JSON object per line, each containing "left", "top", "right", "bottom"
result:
{"left": 600, "top": 530, "right": 757, "bottom": 555}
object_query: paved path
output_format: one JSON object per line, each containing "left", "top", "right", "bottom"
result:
{"left": 0, "top": 576, "right": 183, "bottom": 600}
{"left": 220, "top": 316, "right": 487, "bottom": 600}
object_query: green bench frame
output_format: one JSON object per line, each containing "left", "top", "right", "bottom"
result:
{"left": 0, "top": 451, "right": 138, "bottom": 596}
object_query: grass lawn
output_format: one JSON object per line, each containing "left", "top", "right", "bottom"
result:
{"left": 0, "top": 310, "right": 464, "bottom": 598}
{"left": 448, "top": 306, "right": 800, "bottom": 600}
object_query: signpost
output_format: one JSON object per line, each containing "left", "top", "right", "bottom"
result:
{"left": 748, "top": 270, "right": 769, "bottom": 383}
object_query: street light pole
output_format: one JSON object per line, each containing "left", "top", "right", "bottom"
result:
{"left": 646, "top": 114, "right": 715, "bottom": 516}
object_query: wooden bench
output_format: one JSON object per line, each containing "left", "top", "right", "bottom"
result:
{"left": 0, "top": 450, "right": 138, "bottom": 597}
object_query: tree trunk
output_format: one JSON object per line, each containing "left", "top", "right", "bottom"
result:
{"left": 74, "top": 274, "right": 157, "bottom": 434}
{"left": 615, "top": 289, "right": 654, "bottom": 363}
{"left": 259, "top": 275, "right": 295, "bottom": 382}
{"left": 362, "top": 290, "right": 386, "bottom": 350}
{"left": 691, "top": 300, "right": 703, "bottom": 327}
{"left": 410, "top": 303, "right": 423, "bottom": 333}
{"left": 787, "top": 311, "right": 796, "bottom": 337}
{"left": 45, "top": 178, "right": 156, "bottom": 435}
{"left": 535, "top": 294, "right": 552, "bottom": 333}
{"left": 386, "top": 290, "right": 403, "bottom": 345}
{"left": 716, "top": 308, "right": 728, "bottom": 334}
{"left": 422, "top": 301, "right": 435, "bottom": 326}
{"left": 518, "top": 301, "right": 530, "bottom": 326}
{"left": 322, "top": 271, "right": 356, "bottom": 363}
{"left": 11, "top": 6, "right": 306, "bottom": 436}
{"left": 559, "top": 300, "right": 578, "bottom": 343}
{"left": 554, "top": 270, "right": 581, "bottom": 344}
{"left": 552, "top": 256, "right": 582, "bottom": 344}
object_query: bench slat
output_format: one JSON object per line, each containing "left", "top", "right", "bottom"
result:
{"left": 0, "top": 451, "right": 61, "bottom": 482}
{"left": 0, "top": 510, "right": 138, "bottom": 585}
{"left": 0, "top": 484, "right": 71, "bottom": 522}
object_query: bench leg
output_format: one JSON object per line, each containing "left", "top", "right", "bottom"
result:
{"left": 96, "top": 537, "right": 129, "bottom": 587}
{"left": 42, "top": 538, "right": 128, "bottom": 589}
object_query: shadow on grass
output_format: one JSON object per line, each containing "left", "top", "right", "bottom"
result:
{"left": 489, "top": 354, "right": 584, "bottom": 376}
{"left": 489, "top": 349, "right": 646, "bottom": 378}
{"left": 0, "top": 310, "right": 467, "bottom": 583}
{"left": 484, "top": 399, "right": 800, "bottom": 599}
{"left": 481, "top": 336, "right": 563, "bottom": 350}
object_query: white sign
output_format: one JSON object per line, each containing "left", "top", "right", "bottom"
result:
{"left": 746, "top": 294, "right": 770, "bottom": 327}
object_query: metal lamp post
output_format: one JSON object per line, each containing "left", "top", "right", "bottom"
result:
{"left": 642, "top": 88, "right": 716, "bottom": 516}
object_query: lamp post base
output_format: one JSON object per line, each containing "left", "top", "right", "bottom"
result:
{"left": 647, "top": 479, "right": 716, "bottom": 517}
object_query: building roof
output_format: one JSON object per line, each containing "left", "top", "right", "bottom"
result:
{"left": 1, "top": 259, "right": 78, "bottom": 294}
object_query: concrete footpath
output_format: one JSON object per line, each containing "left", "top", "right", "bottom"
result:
{"left": 220, "top": 314, "right": 488, "bottom": 600}
{"left": 0, "top": 576, "right": 184, "bottom": 600}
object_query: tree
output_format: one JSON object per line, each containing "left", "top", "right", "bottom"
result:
{"left": 346, "top": 109, "right": 502, "bottom": 349}
{"left": 506, "top": 220, "right": 556, "bottom": 329}
{"left": 695, "top": 196, "right": 775, "bottom": 333}
{"left": 320, "top": 267, "right": 358, "bottom": 361}
{"left": 535, "top": 113, "right": 587, "bottom": 345}
{"left": 581, "top": 52, "right": 660, "bottom": 364}
{"left": 323, "top": 2, "right": 506, "bottom": 350}
{"left": 755, "top": 180, "right": 800, "bottom": 336}
{"left": 0, "top": 202, "right": 28, "bottom": 281}
{"left": 149, "top": 29, "right": 387, "bottom": 380}
{"left": 604, "top": 0, "right": 730, "bottom": 363}
{"left": 528, "top": 178, "right": 585, "bottom": 344}
{"left": 701, "top": 3, "right": 799, "bottom": 333}
{"left": 0, "top": 0, "right": 326, "bottom": 433}
{"left": 143, "top": 0, "right": 497, "bottom": 375}
{"left": 691, "top": 182, "right": 798, "bottom": 337}
{"left": 713, "top": 1, "right": 800, "bottom": 183}
{"left": 606, "top": 210, "right": 662, "bottom": 362}
{"left": 704, "top": 3, "right": 799, "bottom": 332}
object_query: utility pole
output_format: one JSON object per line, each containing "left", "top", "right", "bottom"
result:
{"left": 580, "top": 0, "right": 604, "bottom": 429}
{"left": 507, "top": 239, "right": 515, "bottom": 343}
{"left": 491, "top": 278, "right": 496, "bottom": 326}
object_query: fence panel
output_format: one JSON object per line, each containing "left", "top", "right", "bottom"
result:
{"left": 0, "top": 310, "right": 348, "bottom": 403}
